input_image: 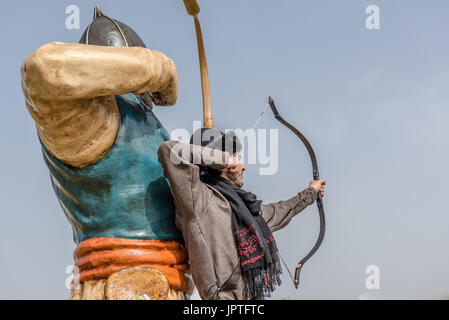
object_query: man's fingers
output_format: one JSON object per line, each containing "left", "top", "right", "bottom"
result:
{"left": 309, "top": 179, "right": 326, "bottom": 196}
{"left": 318, "top": 180, "right": 325, "bottom": 197}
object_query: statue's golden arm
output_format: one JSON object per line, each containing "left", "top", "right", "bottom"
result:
{"left": 20, "top": 42, "right": 178, "bottom": 168}
{"left": 21, "top": 41, "right": 177, "bottom": 104}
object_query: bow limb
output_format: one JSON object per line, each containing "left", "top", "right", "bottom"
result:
{"left": 268, "top": 96, "right": 326, "bottom": 289}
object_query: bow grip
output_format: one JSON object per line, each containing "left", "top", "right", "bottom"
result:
{"left": 294, "top": 264, "right": 303, "bottom": 289}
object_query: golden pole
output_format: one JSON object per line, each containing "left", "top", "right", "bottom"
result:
{"left": 183, "top": 0, "right": 214, "bottom": 128}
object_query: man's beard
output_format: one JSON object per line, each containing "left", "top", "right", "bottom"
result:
{"left": 222, "top": 171, "right": 243, "bottom": 187}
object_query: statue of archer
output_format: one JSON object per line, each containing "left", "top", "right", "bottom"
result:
{"left": 21, "top": 6, "right": 191, "bottom": 300}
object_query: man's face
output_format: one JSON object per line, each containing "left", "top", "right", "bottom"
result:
{"left": 221, "top": 153, "right": 246, "bottom": 187}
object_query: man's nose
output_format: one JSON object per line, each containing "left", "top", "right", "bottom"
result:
{"left": 242, "top": 165, "right": 246, "bottom": 172}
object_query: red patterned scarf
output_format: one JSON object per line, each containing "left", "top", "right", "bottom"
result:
{"left": 201, "top": 174, "right": 282, "bottom": 299}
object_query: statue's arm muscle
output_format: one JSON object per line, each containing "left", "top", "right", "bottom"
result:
{"left": 21, "top": 41, "right": 177, "bottom": 105}
{"left": 20, "top": 42, "right": 178, "bottom": 168}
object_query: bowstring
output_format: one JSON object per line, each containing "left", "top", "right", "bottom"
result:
{"left": 243, "top": 103, "right": 269, "bottom": 148}
{"left": 243, "top": 103, "right": 296, "bottom": 286}
{"left": 279, "top": 251, "right": 295, "bottom": 285}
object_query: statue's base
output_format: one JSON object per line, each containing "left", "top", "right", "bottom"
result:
{"left": 70, "top": 266, "right": 188, "bottom": 300}
{"left": 70, "top": 237, "right": 193, "bottom": 300}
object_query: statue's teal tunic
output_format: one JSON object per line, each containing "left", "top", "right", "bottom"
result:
{"left": 41, "top": 94, "right": 181, "bottom": 244}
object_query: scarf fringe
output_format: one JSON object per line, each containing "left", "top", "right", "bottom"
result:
{"left": 242, "top": 251, "right": 283, "bottom": 300}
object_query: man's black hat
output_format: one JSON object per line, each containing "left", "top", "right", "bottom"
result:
{"left": 190, "top": 128, "right": 242, "bottom": 155}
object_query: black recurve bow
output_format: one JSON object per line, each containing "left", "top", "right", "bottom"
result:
{"left": 268, "top": 96, "right": 326, "bottom": 289}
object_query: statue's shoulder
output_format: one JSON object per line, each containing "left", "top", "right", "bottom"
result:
{"left": 38, "top": 95, "right": 120, "bottom": 168}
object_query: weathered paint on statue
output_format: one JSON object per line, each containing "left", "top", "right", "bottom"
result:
{"left": 20, "top": 7, "right": 191, "bottom": 299}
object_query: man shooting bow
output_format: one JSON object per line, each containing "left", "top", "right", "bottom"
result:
{"left": 158, "top": 130, "right": 325, "bottom": 300}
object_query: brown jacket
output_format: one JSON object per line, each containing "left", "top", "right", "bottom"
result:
{"left": 158, "top": 140, "right": 318, "bottom": 300}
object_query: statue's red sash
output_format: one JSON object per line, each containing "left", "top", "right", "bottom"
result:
{"left": 74, "top": 237, "right": 190, "bottom": 291}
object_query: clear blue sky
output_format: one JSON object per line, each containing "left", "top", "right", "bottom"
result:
{"left": 1, "top": 0, "right": 448, "bottom": 299}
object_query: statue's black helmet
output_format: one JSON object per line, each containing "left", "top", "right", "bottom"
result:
{"left": 79, "top": 6, "right": 146, "bottom": 48}
{"left": 79, "top": 6, "right": 155, "bottom": 106}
